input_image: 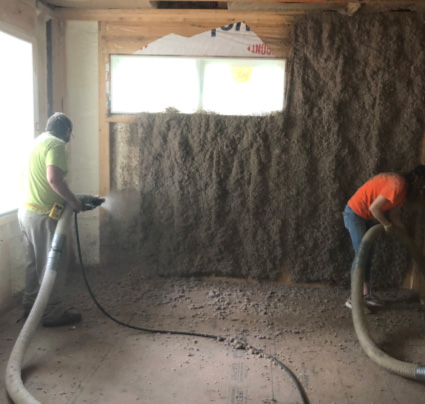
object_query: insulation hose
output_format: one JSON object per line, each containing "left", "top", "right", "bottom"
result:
{"left": 351, "top": 224, "right": 425, "bottom": 381}
{"left": 74, "top": 213, "right": 310, "bottom": 404}
{"left": 6, "top": 204, "right": 75, "bottom": 404}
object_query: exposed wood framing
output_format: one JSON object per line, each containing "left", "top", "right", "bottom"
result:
{"left": 0, "top": 0, "right": 60, "bottom": 130}
{"left": 93, "top": 10, "right": 296, "bottom": 196}
{"left": 35, "top": 9, "right": 65, "bottom": 132}
{"left": 35, "top": 12, "right": 49, "bottom": 130}
{"left": 0, "top": 0, "right": 37, "bottom": 36}
{"left": 99, "top": 21, "right": 111, "bottom": 196}
{"left": 227, "top": 2, "right": 346, "bottom": 11}
{"left": 61, "top": 10, "right": 295, "bottom": 58}
{"left": 226, "top": 1, "right": 421, "bottom": 12}
{"left": 45, "top": 0, "right": 153, "bottom": 8}
{"left": 37, "top": 0, "right": 58, "bottom": 18}
{"left": 47, "top": 0, "right": 425, "bottom": 4}
{"left": 102, "top": 19, "right": 294, "bottom": 57}
{"left": 60, "top": 9, "right": 296, "bottom": 57}
{"left": 57, "top": 9, "right": 301, "bottom": 21}
{"left": 51, "top": 20, "right": 67, "bottom": 115}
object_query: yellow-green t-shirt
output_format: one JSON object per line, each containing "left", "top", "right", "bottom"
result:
{"left": 22, "top": 132, "right": 68, "bottom": 214}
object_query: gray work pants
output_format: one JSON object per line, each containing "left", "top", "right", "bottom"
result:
{"left": 18, "top": 209, "right": 69, "bottom": 322}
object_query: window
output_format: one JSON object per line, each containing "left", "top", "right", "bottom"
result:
{"left": 110, "top": 55, "right": 285, "bottom": 116}
{"left": 0, "top": 30, "right": 34, "bottom": 215}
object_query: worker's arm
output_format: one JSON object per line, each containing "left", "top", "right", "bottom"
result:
{"left": 369, "top": 195, "right": 400, "bottom": 233}
{"left": 46, "top": 165, "right": 82, "bottom": 212}
{"left": 389, "top": 206, "right": 404, "bottom": 229}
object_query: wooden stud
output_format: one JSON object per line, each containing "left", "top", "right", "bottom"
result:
{"left": 99, "top": 21, "right": 111, "bottom": 197}
{"left": 52, "top": 19, "right": 67, "bottom": 114}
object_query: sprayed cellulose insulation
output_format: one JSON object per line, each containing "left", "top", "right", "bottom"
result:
{"left": 102, "top": 12, "right": 425, "bottom": 287}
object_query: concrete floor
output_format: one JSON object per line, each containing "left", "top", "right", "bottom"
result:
{"left": 1, "top": 268, "right": 425, "bottom": 403}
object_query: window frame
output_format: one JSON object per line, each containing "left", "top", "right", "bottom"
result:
{"left": 109, "top": 54, "right": 286, "bottom": 117}
{"left": 0, "top": 23, "right": 37, "bottom": 219}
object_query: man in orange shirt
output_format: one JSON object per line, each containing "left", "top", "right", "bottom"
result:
{"left": 343, "top": 165, "right": 425, "bottom": 310}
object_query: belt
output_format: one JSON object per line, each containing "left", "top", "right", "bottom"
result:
{"left": 23, "top": 202, "right": 50, "bottom": 214}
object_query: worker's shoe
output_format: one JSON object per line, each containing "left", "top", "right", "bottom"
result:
{"left": 345, "top": 297, "right": 371, "bottom": 314}
{"left": 363, "top": 293, "right": 384, "bottom": 308}
{"left": 42, "top": 309, "right": 82, "bottom": 327}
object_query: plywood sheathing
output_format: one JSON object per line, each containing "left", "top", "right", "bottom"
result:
{"left": 101, "top": 19, "right": 294, "bottom": 58}
{"left": 102, "top": 12, "right": 425, "bottom": 288}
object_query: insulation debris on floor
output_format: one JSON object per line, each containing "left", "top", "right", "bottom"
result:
{"left": 1, "top": 269, "right": 425, "bottom": 403}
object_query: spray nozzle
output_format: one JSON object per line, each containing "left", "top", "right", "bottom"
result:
{"left": 78, "top": 194, "right": 105, "bottom": 211}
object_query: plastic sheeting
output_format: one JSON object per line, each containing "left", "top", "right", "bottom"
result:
{"left": 135, "top": 23, "right": 274, "bottom": 58}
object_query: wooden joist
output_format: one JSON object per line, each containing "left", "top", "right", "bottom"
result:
{"left": 103, "top": 18, "right": 293, "bottom": 37}
{"left": 47, "top": 0, "right": 425, "bottom": 3}
{"left": 0, "top": 0, "right": 36, "bottom": 35}
{"left": 57, "top": 9, "right": 301, "bottom": 21}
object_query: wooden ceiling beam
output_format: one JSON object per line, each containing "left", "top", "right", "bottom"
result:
{"left": 56, "top": 9, "right": 302, "bottom": 21}
{"left": 48, "top": 0, "right": 425, "bottom": 3}
{"left": 153, "top": 0, "right": 422, "bottom": 2}
{"left": 44, "top": 0, "right": 153, "bottom": 7}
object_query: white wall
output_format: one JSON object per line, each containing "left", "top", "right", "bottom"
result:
{"left": 0, "top": 217, "right": 27, "bottom": 311}
{"left": 65, "top": 21, "right": 100, "bottom": 266}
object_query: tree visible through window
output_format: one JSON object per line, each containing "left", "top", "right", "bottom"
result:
{"left": 110, "top": 55, "right": 285, "bottom": 116}
{"left": 0, "top": 30, "right": 34, "bottom": 215}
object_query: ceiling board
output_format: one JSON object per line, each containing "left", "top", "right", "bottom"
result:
{"left": 43, "top": 0, "right": 425, "bottom": 13}
{"left": 44, "top": 0, "right": 425, "bottom": 4}
{"left": 44, "top": 0, "right": 154, "bottom": 8}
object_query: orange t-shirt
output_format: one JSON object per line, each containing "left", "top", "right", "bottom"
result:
{"left": 348, "top": 173, "right": 407, "bottom": 220}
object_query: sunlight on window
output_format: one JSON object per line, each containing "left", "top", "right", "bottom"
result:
{"left": 202, "top": 59, "right": 285, "bottom": 115}
{"left": 111, "top": 56, "right": 200, "bottom": 113}
{"left": 0, "top": 31, "right": 34, "bottom": 215}
{"left": 110, "top": 55, "right": 285, "bottom": 116}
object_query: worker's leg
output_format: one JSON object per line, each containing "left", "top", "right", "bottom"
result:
{"left": 363, "top": 220, "right": 375, "bottom": 286}
{"left": 343, "top": 205, "right": 373, "bottom": 291}
{"left": 18, "top": 213, "right": 39, "bottom": 312}
{"left": 18, "top": 209, "right": 68, "bottom": 321}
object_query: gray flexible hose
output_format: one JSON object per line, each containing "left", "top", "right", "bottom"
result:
{"left": 6, "top": 204, "right": 74, "bottom": 404}
{"left": 351, "top": 224, "right": 425, "bottom": 381}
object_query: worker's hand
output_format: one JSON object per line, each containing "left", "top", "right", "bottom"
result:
{"left": 70, "top": 199, "right": 83, "bottom": 213}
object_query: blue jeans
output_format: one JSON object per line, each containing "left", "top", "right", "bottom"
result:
{"left": 343, "top": 205, "right": 374, "bottom": 283}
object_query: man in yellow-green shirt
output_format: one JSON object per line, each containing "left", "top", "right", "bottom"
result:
{"left": 19, "top": 112, "right": 83, "bottom": 327}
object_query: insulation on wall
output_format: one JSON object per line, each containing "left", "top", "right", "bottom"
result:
{"left": 102, "top": 12, "right": 425, "bottom": 287}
